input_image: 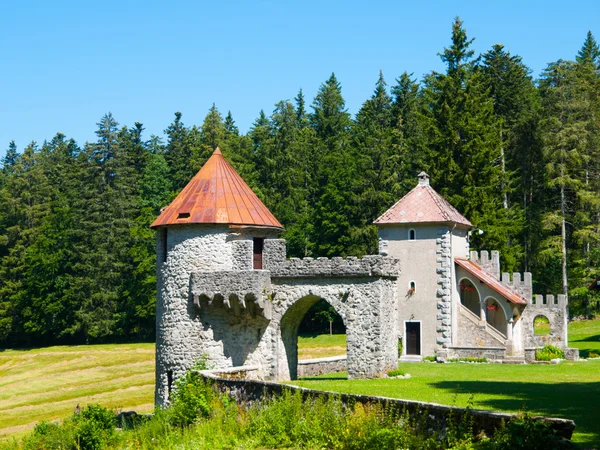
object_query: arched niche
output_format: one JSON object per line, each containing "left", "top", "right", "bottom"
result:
{"left": 459, "top": 278, "right": 480, "bottom": 317}
{"left": 485, "top": 297, "right": 508, "bottom": 336}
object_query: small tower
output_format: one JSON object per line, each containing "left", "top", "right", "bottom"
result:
{"left": 374, "top": 172, "right": 472, "bottom": 359}
{"left": 151, "top": 148, "right": 283, "bottom": 406}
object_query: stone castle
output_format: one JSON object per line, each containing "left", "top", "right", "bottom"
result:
{"left": 151, "top": 149, "right": 577, "bottom": 406}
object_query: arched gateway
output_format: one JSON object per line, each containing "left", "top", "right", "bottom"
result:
{"left": 151, "top": 149, "right": 399, "bottom": 407}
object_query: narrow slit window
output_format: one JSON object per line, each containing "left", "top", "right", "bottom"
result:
{"left": 167, "top": 370, "right": 173, "bottom": 399}
{"left": 408, "top": 229, "right": 416, "bottom": 241}
{"left": 253, "top": 238, "right": 264, "bottom": 269}
{"left": 409, "top": 281, "right": 416, "bottom": 291}
{"left": 161, "top": 228, "right": 168, "bottom": 262}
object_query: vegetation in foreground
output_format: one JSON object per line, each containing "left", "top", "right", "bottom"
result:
{"left": 292, "top": 359, "right": 600, "bottom": 448}
{"left": 2, "top": 368, "right": 572, "bottom": 450}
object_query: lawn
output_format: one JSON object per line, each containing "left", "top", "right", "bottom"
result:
{"left": 1, "top": 321, "right": 599, "bottom": 447}
{"left": 0, "top": 343, "right": 155, "bottom": 440}
{"left": 292, "top": 352, "right": 600, "bottom": 448}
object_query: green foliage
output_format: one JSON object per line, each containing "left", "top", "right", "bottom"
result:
{"left": 535, "top": 345, "right": 565, "bottom": 361}
{"left": 22, "top": 404, "right": 116, "bottom": 450}
{"left": 447, "top": 357, "right": 488, "bottom": 363}
{"left": 387, "top": 368, "right": 405, "bottom": 377}
{"left": 488, "top": 413, "right": 573, "bottom": 449}
{"left": 0, "top": 22, "right": 599, "bottom": 350}
{"left": 168, "top": 357, "right": 215, "bottom": 427}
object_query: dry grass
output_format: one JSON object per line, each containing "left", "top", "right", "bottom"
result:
{"left": 0, "top": 343, "right": 155, "bottom": 440}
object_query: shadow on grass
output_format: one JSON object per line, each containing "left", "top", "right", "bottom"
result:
{"left": 570, "top": 333, "right": 600, "bottom": 343}
{"left": 430, "top": 379, "right": 599, "bottom": 448}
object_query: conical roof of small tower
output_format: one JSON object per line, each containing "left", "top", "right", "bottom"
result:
{"left": 150, "top": 148, "right": 284, "bottom": 229}
{"left": 374, "top": 172, "right": 472, "bottom": 228}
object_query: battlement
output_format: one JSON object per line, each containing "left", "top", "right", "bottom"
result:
{"left": 190, "top": 270, "right": 273, "bottom": 319}
{"left": 469, "top": 250, "right": 532, "bottom": 300}
{"left": 263, "top": 239, "right": 400, "bottom": 278}
{"left": 529, "top": 294, "right": 567, "bottom": 308}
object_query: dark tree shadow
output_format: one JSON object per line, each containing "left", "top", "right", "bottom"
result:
{"left": 430, "top": 380, "right": 599, "bottom": 448}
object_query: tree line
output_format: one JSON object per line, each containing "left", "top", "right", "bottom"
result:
{"left": 1, "top": 18, "right": 599, "bottom": 347}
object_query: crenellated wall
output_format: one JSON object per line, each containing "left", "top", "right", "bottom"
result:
{"left": 155, "top": 233, "right": 400, "bottom": 407}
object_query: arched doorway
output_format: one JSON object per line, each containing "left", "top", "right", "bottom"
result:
{"left": 279, "top": 295, "right": 347, "bottom": 380}
{"left": 485, "top": 297, "right": 507, "bottom": 336}
{"left": 459, "top": 278, "right": 480, "bottom": 317}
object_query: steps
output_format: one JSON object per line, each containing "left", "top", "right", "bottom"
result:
{"left": 399, "top": 355, "right": 423, "bottom": 363}
{"left": 502, "top": 355, "right": 526, "bottom": 364}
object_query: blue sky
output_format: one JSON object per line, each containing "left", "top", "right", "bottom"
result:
{"left": 1, "top": 1, "right": 598, "bottom": 157}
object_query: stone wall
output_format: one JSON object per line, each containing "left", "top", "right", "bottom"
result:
{"left": 199, "top": 371, "right": 575, "bottom": 441}
{"left": 447, "top": 346, "right": 506, "bottom": 360}
{"left": 156, "top": 232, "right": 400, "bottom": 406}
{"left": 456, "top": 304, "right": 505, "bottom": 348}
{"left": 521, "top": 295, "right": 569, "bottom": 349}
{"left": 297, "top": 355, "right": 346, "bottom": 377}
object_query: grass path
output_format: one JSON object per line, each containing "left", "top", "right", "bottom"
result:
{"left": 0, "top": 344, "right": 155, "bottom": 440}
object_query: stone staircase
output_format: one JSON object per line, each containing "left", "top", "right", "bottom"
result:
{"left": 399, "top": 355, "right": 423, "bottom": 363}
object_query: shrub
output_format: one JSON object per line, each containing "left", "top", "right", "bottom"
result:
{"left": 535, "top": 345, "right": 564, "bottom": 361}
{"left": 488, "top": 413, "right": 574, "bottom": 449}
{"left": 423, "top": 355, "right": 436, "bottom": 362}
{"left": 24, "top": 420, "right": 74, "bottom": 450}
{"left": 387, "top": 368, "right": 405, "bottom": 377}
{"left": 167, "top": 357, "right": 216, "bottom": 427}
{"left": 72, "top": 404, "right": 117, "bottom": 450}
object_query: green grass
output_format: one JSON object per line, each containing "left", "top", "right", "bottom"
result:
{"left": 568, "top": 318, "right": 600, "bottom": 358}
{"left": 297, "top": 333, "right": 346, "bottom": 359}
{"left": 0, "top": 343, "right": 155, "bottom": 440}
{"left": 2, "top": 320, "right": 600, "bottom": 446}
{"left": 291, "top": 344, "right": 600, "bottom": 448}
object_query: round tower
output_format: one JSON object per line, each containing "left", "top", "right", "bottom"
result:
{"left": 151, "top": 148, "right": 283, "bottom": 406}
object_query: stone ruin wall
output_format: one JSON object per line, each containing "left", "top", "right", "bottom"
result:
{"left": 155, "top": 232, "right": 400, "bottom": 406}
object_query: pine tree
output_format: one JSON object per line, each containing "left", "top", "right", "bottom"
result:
{"left": 2, "top": 141, "right": 18, "bottom": 173}
{"left": 421, "top": 18, "right": 505, "bottom": 263}
{"left": 351, "top": 71, "right": 400, "bottom": 254}
{"left": 576, "top": 31, "right": 600, "bottom": 69}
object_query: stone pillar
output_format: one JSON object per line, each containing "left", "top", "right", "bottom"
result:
{"left": 480, "top": 300, "right": 487, "bottom": 323}
{"left": 506, "top": 318, "right": 514, "bottom": 355}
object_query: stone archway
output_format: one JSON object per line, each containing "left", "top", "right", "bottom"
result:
{"left": 270, "top": 277, "right": 398, "bottom": 381}
{"left": 279, "top": 295, "right": 347, "bottom": 380}
{"left": 485, "top": 297, "right": 508, "bottom": 336}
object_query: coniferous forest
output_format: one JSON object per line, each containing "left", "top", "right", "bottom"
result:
{"left": 1, "top": 19, "right": 600, "bottom": 347}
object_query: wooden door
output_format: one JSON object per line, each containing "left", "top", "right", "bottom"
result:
{"left": 406, "top": 322, "right": 421, "bottom": 355}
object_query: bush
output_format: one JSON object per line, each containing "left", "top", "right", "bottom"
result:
{"left": 535, "top": 345, "right": 564, "bottom": 361}
{"left": 488, "top": 413, "right": 574, "bottom": 449}
{"left": 73, "top": 404, "right": 117, "bottom": 450}
{"left": 387, "top": 368, "right": 405, "bottom": 377}
{"left": 167, "top": 357, "right": 216, "bottom": 427}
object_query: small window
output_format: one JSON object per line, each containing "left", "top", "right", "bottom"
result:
{"left": 408, "top": 281, "right": 416, "bottom": 296}
{"left": 408, "top": 229, "right": 416, "bottom": 241}
{"left": 177, "top": 212, "right": 190, "bottom": 219}
{"left": 253, "top": 238, "right": 264, "bottom": 269}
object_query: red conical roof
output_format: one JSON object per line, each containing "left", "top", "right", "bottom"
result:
{"left": 374, "top": 172, "right": 472, "bottom": 228}
{"left": 151, "top": 148, "right": 284, "bottom": 229}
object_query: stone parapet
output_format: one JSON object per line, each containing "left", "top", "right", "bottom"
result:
{"left": 268, "top": 255, "right": 400, "bottom": 279}
{"left": 200, "top": 373, "right": 576, "bottom": 441}
{"left": 469, "top": 250, "right": 532, "bottom": 300}
{"left": 190, "top": 270, "right": 273, "bottom": 319}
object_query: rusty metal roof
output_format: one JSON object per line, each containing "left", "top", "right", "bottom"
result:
{"left": 455, "top": 257, "right": 527, "bottom": 305}
{"left": 374, "top": 173, "right": 472, "bottom": 228}
{"left": 151, "top": 148, "right": 284, "bottom": 229}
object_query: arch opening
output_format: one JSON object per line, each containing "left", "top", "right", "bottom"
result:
{"left": 485, "top": 297, "right": 507, "bottom": 336}
{"left": 534, "top": 315, "right": 550, "bottom": 335}
{"left": 459, "top": 278, "right": 480, "bottom": 317}
{"left": 280, "top": 296, "right": 346, "bottom": 380}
